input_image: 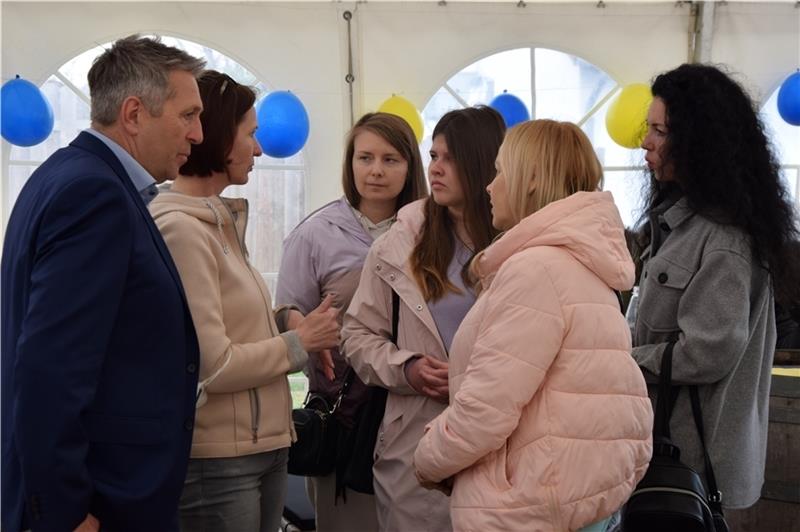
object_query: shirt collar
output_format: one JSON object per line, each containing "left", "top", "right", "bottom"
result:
{"left": 85, "top": 128, "right": 157, "bottom": 202}
{"left": 349, "top": 203, "right": 396, "bottom": 240}
{"left": 661, "top": 195, "right": 695, "bottom": 230}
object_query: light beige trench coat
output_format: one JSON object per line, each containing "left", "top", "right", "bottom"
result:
{"left": 342, "top": 199, "right": 453, "bottom": 532}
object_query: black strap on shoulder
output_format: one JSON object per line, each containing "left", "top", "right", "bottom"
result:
{"left": 653, "top": 341, "right": 676, "bottom": 439}
{"left": 689, "top": 385, "right": 724, "bottom": 510}
{"left": 391, "top": 289, "right": 400, "bottom": 345}
{"left": 653, "top": 339, "right": 724, "bottom": 512}
{"left": 336, "top": 289, "right": 400, "bottom": 404}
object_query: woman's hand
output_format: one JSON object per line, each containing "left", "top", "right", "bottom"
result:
{"left": 405, "top": 355, "right": 449, "bottom": 403}
{"left": 316, "top": 349, "right": 336, "bottom": 381}
{"left": 295, "top": 294, "right": 340, "bottom": 353}
{"left": 286, "top": 309, "right": 304, "bottom": 331}
{"left": 415, "top": 467, "right": 453, "bottom": 496}
{"left": 288, "top": 304, "right": 336, "bottom": 381}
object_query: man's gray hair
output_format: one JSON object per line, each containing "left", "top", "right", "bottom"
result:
{"left": 88, "top": 34, "right": 206, "bottom": 126}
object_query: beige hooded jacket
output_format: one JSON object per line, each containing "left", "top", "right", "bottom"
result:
{"left": 150, "top": 191, "right": 306, "bottom": 458}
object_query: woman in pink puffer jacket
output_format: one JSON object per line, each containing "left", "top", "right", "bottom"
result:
{"left": 414, "top": 120, "right": 653, "bottom": 532}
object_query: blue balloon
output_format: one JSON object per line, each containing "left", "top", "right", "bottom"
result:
{"left": 255, "top": 91, "right": 310, "bottom": 158}
{"left": 777, "top": 71, "right": 800, "bottom": 127}
{"left": 1, "top": 76, "right": 54, "bottom": 147}
{"left": 489, "top": 92, "right": 530, "bottom": 128}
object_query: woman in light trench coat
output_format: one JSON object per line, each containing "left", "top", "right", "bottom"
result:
{"left": 341, "top": 106, "right": 505, "bottom": 532}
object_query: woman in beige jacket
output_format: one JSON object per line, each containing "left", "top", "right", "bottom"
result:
{"left": 342, "top": 106, "right": 505, "bottom": 532}
{"left": 149, "top": 71, "right": 340, "bottom": 532}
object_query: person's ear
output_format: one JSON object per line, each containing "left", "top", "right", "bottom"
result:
{"left": 119, "top": 96, "right": 145, "bottom": 136}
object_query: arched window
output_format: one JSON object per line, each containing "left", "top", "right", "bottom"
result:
{"left": 421, "top": 47, "right": 645, "bottom": 228}
{"left": 6, "top": 36, "right": 305, "bottom": 294}
{"left": 761, "top": 84, "right": 800, "bottom": 207}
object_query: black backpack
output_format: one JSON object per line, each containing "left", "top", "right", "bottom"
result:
{"left": 622, "top": 342, "right": 729, "bottom": 532}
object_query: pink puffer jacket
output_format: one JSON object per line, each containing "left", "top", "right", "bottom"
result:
{"left": 414, "top": 191, "right": 653, "bottom": 532}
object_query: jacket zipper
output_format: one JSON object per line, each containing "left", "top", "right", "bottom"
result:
{"left": 220, "top": 200, "right": 275, "bottom": 336}
{"left": 249, "top": 388, "right": 260, "bottom": 443}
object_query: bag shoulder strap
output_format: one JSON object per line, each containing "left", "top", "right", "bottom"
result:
{"left": 391, "top": 289, "right": 400, "bottom": 344}
{"left": 336, "top": 289, "right": 400, "bottom": 408}
{"left": 653, "top": 341, "right": 676, "bottom": 439}
{"left": 689, "top": 385, "right": 724, "bottom": 511}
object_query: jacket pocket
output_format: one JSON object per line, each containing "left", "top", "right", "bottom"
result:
{"left": 86, "top": 412, "right": 166, "bottom": 446}
{"left": 374, "top": 403, "right": 403, "bottom": 460}
{"left": 639, "top": 255, "right": 695, "bottom": 332}
{"left": 477, "top": 441, "right": 512, "bottom": 492}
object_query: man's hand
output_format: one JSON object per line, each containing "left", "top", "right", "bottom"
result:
{"left": 405, "top": 356, "right": 449, "bottom": 403}
{"left": 74, "top": 513, "right": 99, "bottom": 532}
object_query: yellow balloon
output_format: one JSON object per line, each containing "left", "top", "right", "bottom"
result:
{"left": 605, "top": 84, "right": 653, "bottom": 149}
{"left": 378, "top": 95, "right": 424, "bottom": 143}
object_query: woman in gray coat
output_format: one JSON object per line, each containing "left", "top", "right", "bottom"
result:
{"left": 633, "top": 64, "right": 798, "bottom": 516}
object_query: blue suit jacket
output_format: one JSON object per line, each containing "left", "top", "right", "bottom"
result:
{"left": 1, "top": 132, "right": 200, "bottom": 531}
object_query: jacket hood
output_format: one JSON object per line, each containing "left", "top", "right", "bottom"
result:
{"left": 298, "top": 197, "right": 371, "bottom": 246}
{"left": 150, "top": 190, "right": 249, "bottom": 256}
{"left": 477, "top": 191, "right": 634, "bottom": 291}
{"left": 149, "top": 189, "right": 246, "bottom": 225}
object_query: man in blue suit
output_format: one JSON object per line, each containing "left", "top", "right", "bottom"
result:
{"left": 2, "top": 35, "right": 205, "bottom": 531}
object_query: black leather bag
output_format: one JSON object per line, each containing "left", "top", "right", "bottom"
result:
{"left": 288, "top": 391, "right": 342, "bottom": 477}
{"left": 623, "top": 342, "right": 729, "bottom": 532}
{"left": 336, "top": 290, "right": 399, "bottom": 496}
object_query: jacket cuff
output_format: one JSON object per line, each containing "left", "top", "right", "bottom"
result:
{"left": 280, "top": 331, "right": 309, "bottom": 373}
{"left": 274, "top": 304, "right": 301, "bottom": 333}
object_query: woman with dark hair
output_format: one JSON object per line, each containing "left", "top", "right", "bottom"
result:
{"left": 276, "top": 112, "right": 427, "bottom": 531}
{"left": 342, "top": 106, "right": 505, "bottom": 531}
{"left": 149, "top": 71, "right": 340, "bottom": 532}
{"left": 632, "top": 63, "right": 798, "bottom": 513}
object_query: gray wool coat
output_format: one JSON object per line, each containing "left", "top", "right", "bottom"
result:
{"left": 632, "top": 196, "right": 775, "bottom": 509}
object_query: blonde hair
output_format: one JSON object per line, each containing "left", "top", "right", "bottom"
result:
{"left": 499, "top": 119, "right": 603, "bottom": 224}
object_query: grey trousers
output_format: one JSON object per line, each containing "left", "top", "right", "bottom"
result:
{"left": 179, "top": 448, "right": 289, "bottom": 532}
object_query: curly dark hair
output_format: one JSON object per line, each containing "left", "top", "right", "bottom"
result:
{"left": 638, "top": 63, "right": 798, "bottom": 294}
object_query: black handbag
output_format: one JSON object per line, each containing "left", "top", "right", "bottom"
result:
{"left": 336, "top": 289, "right": 399, "bottom": 496}
{"left": 287, "top": 376, "right": 353, "bottom": 477}
{"left": 622, "top": 342, "right": 729, "bottom": 532}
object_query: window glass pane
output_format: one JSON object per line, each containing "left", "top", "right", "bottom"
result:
{"left": 7, "top": 166, "right": 37, "bottom": 215}
{"left": 420, "top": 87, "right": 462, "bottom": 172}
{"left": 534, "top": 48, "right": 616, "bottom": 123}
{"left": 449, "top": 48, "right": 532, "bottom": 109}
{"left": 761, "top": 88, "right": 800, "bottom": 166}
{"left": 602, "top": 170, "right": 646, "bottom": 229}
{"left": 781, "top": 167, "right": 799, "bottom": 206}
{"left": 224, "top": 167, "right": 305, "bottom": 293}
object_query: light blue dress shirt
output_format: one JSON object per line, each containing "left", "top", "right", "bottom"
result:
{"left": 85, "top": 128, "right": 159, "bottom": 205}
